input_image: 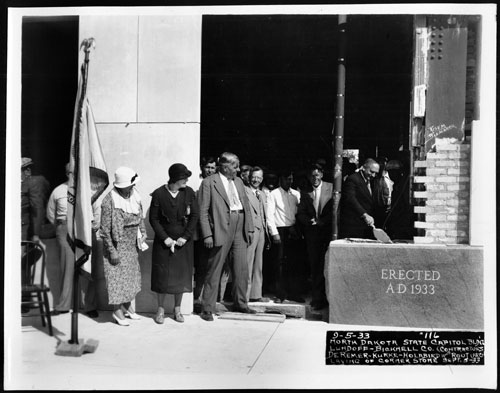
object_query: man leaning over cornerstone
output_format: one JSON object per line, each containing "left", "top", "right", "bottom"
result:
{"left": 339, "top": 158, "right": 380, "bottom": 239}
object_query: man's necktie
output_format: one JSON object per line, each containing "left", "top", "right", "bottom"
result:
{"left": 313, "top": 188, "right": 320, "bottom": 217}
{"left": 256, "top": 190, "right": 265, "bottom": 219}
{"left": 366, "top": 179, "right": 372, "bottom": 195}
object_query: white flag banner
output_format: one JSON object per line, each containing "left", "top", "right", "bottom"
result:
{"left": 67, "top": 62, "right": 109, "bottom": 274}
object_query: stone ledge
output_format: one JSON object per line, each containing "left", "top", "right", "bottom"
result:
{"left": 328, "top": 240, "right": 478, "bottom": 250}
{"left": 246, "top": 302, "right": 306, "bottom": 319}
{"left": 216, "top": 300, "right": 313, "bottom": 319}
{"left": 217, "top": 312, "right": 286, "bottom": 323}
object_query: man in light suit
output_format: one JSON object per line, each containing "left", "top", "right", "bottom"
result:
{"left": 198, "top": 152, "right": 255, "bottom": 321}
{"left": 193, "top": 156, "right": 216, "bottom": 304}
{"left": 296, "top": 163, "right": 333, "bottom": 310}
{"left": 245, "top": 166, "right": 270, "bottom": 303}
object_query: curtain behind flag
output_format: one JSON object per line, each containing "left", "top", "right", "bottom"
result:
{"left": 67, "top": 64, "right": 109, "bottom": 275}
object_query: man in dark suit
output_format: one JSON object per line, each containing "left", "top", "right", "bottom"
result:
{"left": 21, "top": 157, "right": 50, "bottom": 242}
{"left": 297, "top": 163, "right": 333, "bottom": 310}
{"left": 339, "top": 158, "right": 380, "bottom": 239}
{"left": 21, "top": 157, "right": 50, "bottom": 313}
{"left": 198, "top": 152, "right": 255, "bottom": 321}
{"left": 384, "top": 159, "right": 414, "bottom": 240}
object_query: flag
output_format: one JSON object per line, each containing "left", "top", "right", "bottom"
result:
{"left": 67, "top": 64, "right": 109, "bottom": 274}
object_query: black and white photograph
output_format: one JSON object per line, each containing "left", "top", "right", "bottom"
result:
{"left": 4, "top": 3, "right": 497, "bottom": 390}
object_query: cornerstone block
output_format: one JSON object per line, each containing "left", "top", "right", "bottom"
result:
{"left": 325, "top": 241, "right": 483, "bottom": 329}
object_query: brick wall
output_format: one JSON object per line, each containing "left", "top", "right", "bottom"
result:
{"left": 413, "top": 141, "right": 470, "bottom": 244}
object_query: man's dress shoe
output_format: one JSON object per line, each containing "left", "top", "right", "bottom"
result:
{"left": 200, "top": 311, "right": 214, "bottom": 321}
{"left": 86, "top": 310, "right": 99, "bottom": 318}
{"left": 234, "top": 307, "right": 257, "bottom": 314}
{"left": 249, "top": 297, "right": 271, "bottom": 303}
{"left": 311, "top": 299, "right": 329, "bottom": 310}
{"left": 287, "top": 295, "right": 306, "bottom": 303}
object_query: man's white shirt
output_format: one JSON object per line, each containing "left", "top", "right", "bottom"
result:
{"left": 219, "top": 173, "right": 243, "bottom": 211}
{"left": 266, "top": 187, "right": 301, "bottom": 236}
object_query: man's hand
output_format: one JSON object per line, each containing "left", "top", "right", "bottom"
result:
{"left": 110, "top": 257, "right": 120, "bottom": 266}
{"left": 176, "top": 237, "right": 187, "bottom": 247}
{"left": 248, "top": 232, "right": 254, "bottom": 245}
{"left": 289, "top": 226, "right": 301, "bottom": 240}
{"left": 362, "top": 213, "right": 375, "bottom": 227}
{"left": 31, "top": 235, "right": 41, "bottom": 243}
{"left": 272, "top": 234, "right": 281, "bottom": 244}
{"left": 204, "top": 236, "right": 214, "bottom": 249}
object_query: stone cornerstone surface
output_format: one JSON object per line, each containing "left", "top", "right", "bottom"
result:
{"left": 325, "top": 241, "right": 483, "bottom": 329}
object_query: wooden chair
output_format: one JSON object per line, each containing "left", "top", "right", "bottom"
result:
{"left": 21, "top": 240, "right": 53, "bottom": 336}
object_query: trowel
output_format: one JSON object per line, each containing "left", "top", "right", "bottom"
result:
{"left": 370, "top": 224, "right": 392, "bottom": 243}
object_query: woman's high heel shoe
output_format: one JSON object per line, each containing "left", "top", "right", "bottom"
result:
{"left": 112, "top": 312, "right": 130, "bottom": 326}
{"left": 174, "top": 307, "right": 184, "bottom": 323}
{"left": 155, "top": 308, "right": 165, "bottom": 324}
{"left": 121, "top": 305, "right": 141, "bottom": 320}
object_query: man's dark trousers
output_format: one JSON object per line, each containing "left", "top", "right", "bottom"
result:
{"left": 303, "top": 225, "right": 329, "bottom": 304}
{"left": 272, "top": 226, "right": 303, "bottom": 300}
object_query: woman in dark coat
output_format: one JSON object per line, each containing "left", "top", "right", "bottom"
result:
{"left": 149, "top": 163, "right": 199, "bottom": 324}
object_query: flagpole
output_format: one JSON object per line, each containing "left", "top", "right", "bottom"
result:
{"left": 69, "top": 39, "right": 94, "bottom": 346}
{"left": 56, "top": 37, "right": 106, "bottom": 357}
{"left": 332, "top": 15, "right": 347, "bottom": 240}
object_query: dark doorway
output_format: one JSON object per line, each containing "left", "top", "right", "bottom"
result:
{"left": 22, "top": 16, "right": 79, "bottom": 189}
{"left": 200, "top": 15, "right": 413, "bottom": 174}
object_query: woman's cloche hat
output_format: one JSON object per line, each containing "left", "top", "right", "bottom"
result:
{"left": 113, "top": 166, "right": 140, "bottom": 188}
{"left": 169, "top": 163, "right": 192, "bottom": 183}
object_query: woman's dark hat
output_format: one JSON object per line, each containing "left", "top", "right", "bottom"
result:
{"left": 169, "top": 163, "right": 192, "bottom": 183}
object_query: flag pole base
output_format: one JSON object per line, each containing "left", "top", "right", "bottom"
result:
{"left": 55, "top": 338, "right": 99, "bottom": 357}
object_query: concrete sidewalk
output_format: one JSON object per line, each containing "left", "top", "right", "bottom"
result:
{"left": 15, "top": 309, "right": 341, "bottom": 390}
{"left": 8, "top": 308, "right": 483, "bottom": 390}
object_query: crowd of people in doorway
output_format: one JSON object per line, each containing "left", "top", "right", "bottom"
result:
{"left": 21, "top": 151, "right": 413, "bottom": 325}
